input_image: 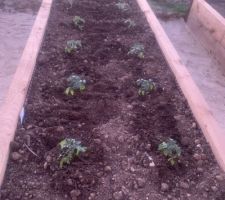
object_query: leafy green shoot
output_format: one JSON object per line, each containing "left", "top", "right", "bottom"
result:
{"left": 65, "top": 75, "right": 86, "bottom": 96}
{"left": 65, "top": 40, "right": 82, "bottom": 54}
{"left": 128, "top": 44, "right": 145, "bottom": 59}
{"left": 158, "top": 138, "right": 181, "bottom": 166}
{"left": 136, "top": 78, "right": 156, "bottom": 96}
{"left": 73, "top": 16, "right": 85, "bottom": 30}
{"left": 116, "top": 2, "right": 130, "bottom": 11}
{"left": 59, "top": 138, "right": 87, "bottom": 168}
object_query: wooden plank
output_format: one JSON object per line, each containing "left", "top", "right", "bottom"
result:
{"left": 187, "top": 0, "right": 225, "bottom": 66}
{"left": 136, "top": 0, "right": 225, "bottom": 170}
{"left": 0, "top": 0, "right": 53, "bottom": 186}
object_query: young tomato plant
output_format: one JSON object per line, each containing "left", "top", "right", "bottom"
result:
{"left": 115, "top": 2, "right": 130, "bottom": 11}
{"left": 65, "top": 40, "right": 82, "bottom": 54}
{"left": 73, "top": 16, "right": 85, "bottom": 30}
{"left": 65, "top": 75, "right": 86, "bottom": 96}
{"left": 136, "top": 78, "right": 156, "bottom": 96}
{"left": 158, "top": 138, "right": 181, "bottom": 166}
{"left": 124, "top": 19, "right": 136, "bottom": 28}
{"left": 128, "top": 44, "right": 145, "bottom": 59}
{"left": 59, "top": 138, "right": 87, "bottom": 168}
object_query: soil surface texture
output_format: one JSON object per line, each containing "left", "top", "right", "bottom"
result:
{"left": 1, "top": 0, "right": 225, "bottom": 200}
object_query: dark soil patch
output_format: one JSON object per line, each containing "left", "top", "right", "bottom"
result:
{"left": 1, "top": 0, "right": 225, "bottom": 199}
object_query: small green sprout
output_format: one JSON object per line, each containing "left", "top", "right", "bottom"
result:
{"left": 158, "top": 139, "right": 181, "bottom": 166}
{"left": 73, "top": 16, "right": 85, "bottom": 30}
{"left": 128, "top": 44, "right": 144, "bottom": 59}
{"left": 116, "top": 2, "right": 130, "bottom": 11}
{"left": 136, "top": 78, "right": 156, "bottom": 96}
{"left": 65, "top": 75, "right": 86, "bottom": 96}
{"left": 124, "top": 19, "right": 136, "bottom": 28}
{"left": 65, "top": 40, "right": 82, "bottom": 54}
{"left": 59, "top": 138, "right": 87, "bottom": 168}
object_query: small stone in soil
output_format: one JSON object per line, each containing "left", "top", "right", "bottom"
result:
{"left": 26, "top": 125, "right": 33, "bottom": 130}
{"left": 43, "top": 162, "right": 48, "bottom": 169}
{"left": 180, "top": 181, "right": 189, "bottom": 189}
{"left": 70, "top": 190, "right": 81, "bottom": 200}
{"left": 197, "top": 167, "right": 204, "bottom": 173}
{"left": 97, "top": 171, "right": 104, "bottom": 177}
{"left": 113, "top": 191, "right": 123, "bottom": 200}
{"left": 137, "top": 177, "right": 146, "bottom": 188}
{"left": 118, "top": 135, "right": 124, "bottom": 143}
{"left": 216, "top": 174, "right": 224, "bottom": 181}
{"left": 11, "top": 152, "right": 22, "bottom": 161}
{"left": 127, "top": 104, "right": 133, "bottom": 109}
{"left": 93, "top": 139, "right": 101, "bottom": 144}
{"left": 211, "top": 186, "right": 218, "bottom": 192}
{"left": 104, "top": 165, "right": 112, "bottom": 172}
{"left": 46, "top": 155, "right": 52, "bottom": 162}
{"left": 145, "top": 143, "right": 151, "bottom": 151}
{"left": 193, "top": 153, "right": 201, "bottom": 160}
{"left": 194, "top": 139, "right": 200, "bottom": 144}
{"left": 67, "top": 179, "right": 73, "bottom": 186}
{"left": 161, "top": 183, "right": 169, "bottom": 192}
{"left": 56, "top": 126, "right": 64, "bottom": 132}
{"left": 88, "top": 193, "right": 96, "bottom": 200}
{"left": 197, "top": 160, "right": 203, "bottom": 166}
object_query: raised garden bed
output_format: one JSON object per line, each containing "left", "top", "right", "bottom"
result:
{"left": 1, "top": 0, "right": 225, "bottom": 199}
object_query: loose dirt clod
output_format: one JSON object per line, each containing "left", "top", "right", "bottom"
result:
{"left": 11, "top": 152, "right": 22, "bottom": 161}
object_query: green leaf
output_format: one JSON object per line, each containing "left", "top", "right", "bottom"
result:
{"left": 168, "top": 158, "right": 175, "bottom": 165}
{"left": 59, "top": 139, "right": 67, "bottom": 149}
{"left": 80, "top": 85, "right": 85, "bottom": 91}
{"left": 138, "top": 52, "right": 144, "bottom": 59}
{"left": 70, "top": 89, "right": 75, "bottom": 96}
{"left": 65, "top": 87, "right": 70, "bottom": 95}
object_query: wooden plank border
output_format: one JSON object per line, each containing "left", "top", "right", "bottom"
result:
{"left": 0, "top": 0, "right": 53, "bottom": 186}
{"left": 187, "top": 0, "right": 225, "bottom": 66}
{"left": 136, "top": 0, "right": 225, "bottom": 170}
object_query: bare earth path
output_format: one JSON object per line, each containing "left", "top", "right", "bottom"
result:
{"left": 0, "top": 0, "right": 41, "bottom": 107}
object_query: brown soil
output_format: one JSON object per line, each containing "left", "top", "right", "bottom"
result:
{"left": 1, "top": 0, "right": 225, "bottom": 199}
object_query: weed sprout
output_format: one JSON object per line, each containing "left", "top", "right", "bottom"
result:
{"left": 124, "top": 19, "right": 136, "bottom": 28}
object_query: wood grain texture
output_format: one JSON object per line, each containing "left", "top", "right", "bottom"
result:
{"left": 0, "top": 0, "right": 53, "bottom": 186}
{"left": 136, "top": 0, "right": 225, "bottom": 170}
{"left": 187, "top": 0, "right": 225, "bottom": 66}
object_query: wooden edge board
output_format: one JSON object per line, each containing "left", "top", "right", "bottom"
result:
{"left": 0, "top": 0, "right": 53, "bottom": 186}
{"left": 136, "top": 0, "right": 225, "bottom": 170}
{"left": 187, "top": 0, "right": 225, "bottom": 66}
